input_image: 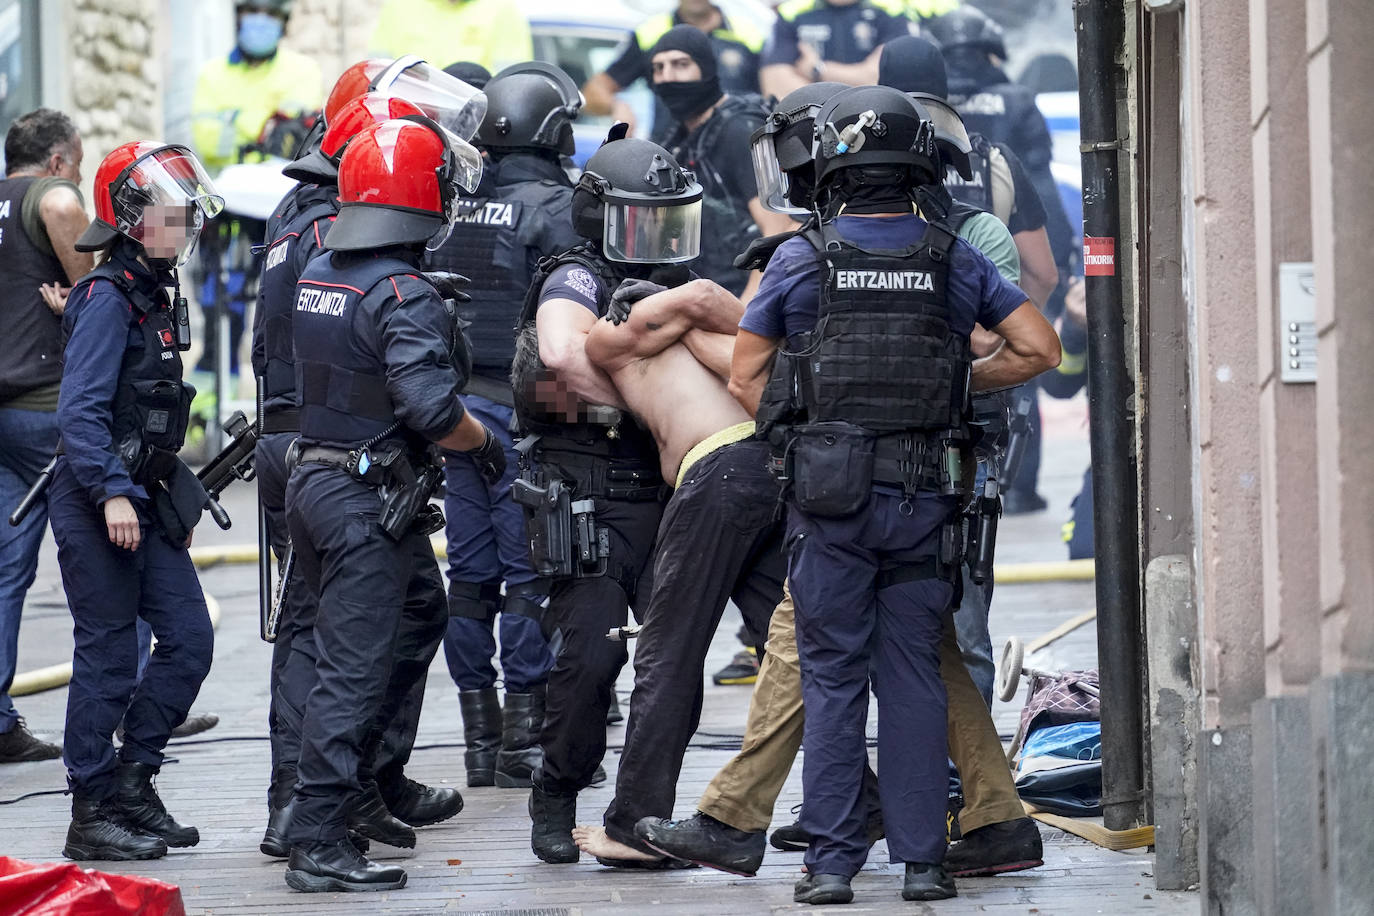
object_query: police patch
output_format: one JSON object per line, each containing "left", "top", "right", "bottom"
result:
{"left": 565, "top": 267, "right": 598, "bottom": 301}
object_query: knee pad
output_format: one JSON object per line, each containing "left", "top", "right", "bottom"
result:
{"left": 448, "top": 581, "right": 501, "bottom": 622}
{"left": 502, "top": 581, "right": 548, "bottom": 623}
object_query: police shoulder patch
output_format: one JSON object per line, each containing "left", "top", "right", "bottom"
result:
{"left": 565, "top": 267, "right": 599, "bottom": 301}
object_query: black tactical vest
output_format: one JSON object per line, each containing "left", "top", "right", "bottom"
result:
{"left": 764, "top": 220, "right": 970, "bottom": 437}
{"left": 67, "top": 257, "right": 192, "bottom": 454}
{"left": 511, "top": 244, "right": 659, "bottom": 463}
{"left": 293, "top": 252, "right": 425, "bottom": 447}
{"left": 668, "top": 94, "right": 770, "bottom": 296}
{"left": 426, "top": 177, "right": 573, "bottom": 382}
{"left": 258, "top": 182, "right": 338, "bottom": 411}
{"left": 0, "top": 177, "right": 70, "bottom": 401}
{"left": 944, "top": 133, "right": 996, "bottom": 220}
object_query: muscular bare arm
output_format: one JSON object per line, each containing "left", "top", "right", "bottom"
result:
{"left": 39, "top": 185, "right": 94, "bottom": 285}
{"left": 585, "top": 279, "right": 743, "bottom": 372}
{"left": 728, "top": 328, "right": 780, "bottom": 418}
{"left": 537, "top": 299, "right": 629, "bottom": 409}
{"left": 682, "top": 328, "right": 736, "bottom": 380}
{"left": 1012, "top": 226, "right": 1059, "bottom": 309}
{"left": 972, "top": 300, "right": 1062, "bottom": 391}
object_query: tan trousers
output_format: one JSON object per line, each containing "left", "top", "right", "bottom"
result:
{"left": 698, "top": 581, "right": 1025, "bottom": 836}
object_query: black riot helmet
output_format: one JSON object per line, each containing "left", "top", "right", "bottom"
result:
{"left": 571, "top": 136, "right": 703, "bottom": 264}
{"left": 926, "top": 6, "right": 1007, "bottom": 60}
{"left": 750, "top": 82, "right": 847, "bottom": 214}
{"left": 475, "top": 62, "right": 582, "bottom": 156}
{"left": 813, "top": 85, "right": 940, "bottom": 194}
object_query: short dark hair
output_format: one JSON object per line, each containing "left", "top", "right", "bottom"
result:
{"left": 5, "top": 108, "right": 78, "bottom": 174}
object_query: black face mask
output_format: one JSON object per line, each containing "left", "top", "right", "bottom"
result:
{"left": 654, "top": 78, "right": 723, "bottom": 122}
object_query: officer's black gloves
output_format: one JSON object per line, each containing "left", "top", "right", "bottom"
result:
{"left": 466, "top": 426, "right": 507, "bottom": 487}
{"left": 607, "top": 278, "right": 668, "bottom": 326}
{"left": 423, "top": 271, "right": 472, "bottom": 303}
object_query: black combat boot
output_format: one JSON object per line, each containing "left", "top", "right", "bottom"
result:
{"left": 347, "top": 780, "right": 416, "bottom": 848}
{"left": 113, "top": 761, "right": 199, "bottom": 847}
{"left": 260, "top": 765, "right": 297, "bottom": 857}
{"left": 636, "top": 812, "right": 766, "bottom": 876}
{"left": 63, "top": 794, "right": 167, "bottom": 861}
{"left": 285, "top": 839, "right": 407, "bottom": 892}
{"left": 263, "top": 798, "right": 370, "bottom": 858}
{"left": 529, "top": 781, "right": 578, "bottom": 864}
{"left": 458, "top": 687, "right": 502, "bottom": 787}
{"left": 379, "top": 775, "right": 464, "bottom": 827}
{"left": 495, "top": 686, "right": 546, "bottom": 788}
{"left": 902, "top": 862, "right": 957, "bottom": 900}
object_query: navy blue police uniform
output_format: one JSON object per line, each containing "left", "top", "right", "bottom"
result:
{"left": 743, "top": 212, "right": 1025, "bottom": 877}
{"left": 423, "top": 152, "right": 581, "bottom": 705}
{"left": 48, "top": 241, "right": 214, "bottom": 800}
{"left": 762, "top": 0, "right": 912, "bottom": 71}
{"left": 251, "top": 178, "right": 338, "bottom": 811}
{"left": 513, "top": 247, "right": 667, "bottom": 803}
{"left": 282, "top": 247, "right": 461, "bottom": 845}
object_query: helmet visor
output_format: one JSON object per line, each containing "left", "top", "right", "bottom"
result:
{"left": 909, "top": 93, "right": 973, "bottom": 180}
{"left": 116, "top": 146, "right": 225, "bottom": 266}
{"left": 603, "top": 199, "right": 702, "bottom": 264}
{"left": 374, "top": 56, "right": 488, "bottom": 142}
{"left": 750, "top": 129, "right": 806, "bottom": 216}
{"left": 435, "top": 123, "right": 484, "bottom": 195}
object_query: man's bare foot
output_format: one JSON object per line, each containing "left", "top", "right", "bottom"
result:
{"left": 572, "top": 825, "right": 659, "bottom": 862}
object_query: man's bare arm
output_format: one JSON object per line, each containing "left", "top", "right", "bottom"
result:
{"left": 682, "top": 328, "right": 736, "bottom": 380}
{"left": 807, "top": 46, "right": 883, "bottom": 87}
{"left": 760, "top": 63, "right": 809, "bottom": 102}
{"left": 586, "top": 279, "right": 743, "bottom": 372}
{"left": 582, "top": 72, "right": 621, "bottom": 117}
{"left": 537, "top": 299, "right": 628, "bottom": 408}
{"left": 728, "top": 329, "right": 780, "bottom": 418}
{"left": 1012, "top": 226, "right": 1058, "bottom": 308}
{"left": 972, "top": 301, "right": 1062, "bottom": 391}
{"left": 39, "top": 185, "right": 93, "bottom": 285}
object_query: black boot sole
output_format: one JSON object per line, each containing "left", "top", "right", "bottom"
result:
{"left": 902, "top": 885, "right": 958, "bottom": 901}
{"left": 639, "top": 836, "right": 760, "bottom": 878}
{"left": 63, "top": 840, "right": 166, "bottom": 861}
{"left": 794, "top": 886, "right": 853, "bottom": 905}
{"left": 284, "top": 869, "right": 406, "bottom": 893}
{"left": 532, "top": 840, "right": 579, "bottom": 864}
{"left": 946, "top": 856, "right": 1043, "bottom": 878}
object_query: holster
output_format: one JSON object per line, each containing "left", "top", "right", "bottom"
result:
{"left": 148, "top": 455, "right": 209, "bottom": 545}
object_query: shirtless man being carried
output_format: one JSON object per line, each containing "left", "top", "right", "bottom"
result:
{"left": 566, "top": 277, "right": 786, "bottom": 866}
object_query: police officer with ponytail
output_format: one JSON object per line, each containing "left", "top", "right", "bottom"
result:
{"left": 730, "top": 86, "right": 1060, "bottom": 904}
{"left": 281, "top": 116, "right": 501, "bottom": 892}
{"left": 50, "top": 142, "right": 224, "bottom": 861}
{"left": 423, "top": 62, "right": 585, "bottom": 791}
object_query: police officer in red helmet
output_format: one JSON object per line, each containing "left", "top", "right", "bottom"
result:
{"left": 50, "top": 142, "right": 223, "bottom": 861}
{"left": 280, "top": 116, "right": 501, "bottom": 892}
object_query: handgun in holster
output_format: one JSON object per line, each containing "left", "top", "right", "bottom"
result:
{"left": 512, "top": 476, "right": 575, "bottom": 578}
{"left": 965, "top": 475, "right": 1001, "bottom": 586}
{"left": 378, "top": 454, "right": 445, "bottom": 541}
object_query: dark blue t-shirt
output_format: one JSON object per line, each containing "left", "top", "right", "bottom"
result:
{"left": 739, "top": 213, "right": 1027, "bottom": 341}
{"left": 762, "top": 1, "right": 913, "bottom": 68}
{"left": 538, "top": 263, "right": 605, "bottom": 316}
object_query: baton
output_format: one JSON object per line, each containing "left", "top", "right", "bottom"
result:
{"left": 8, "top": 457, "right": 57, "bottom": 527}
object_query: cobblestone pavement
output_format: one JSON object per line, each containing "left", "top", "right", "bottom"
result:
{"left": 0, "top": 394, "right": 1199, "bottom": 914}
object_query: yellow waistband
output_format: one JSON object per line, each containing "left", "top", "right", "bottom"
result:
{"left": 676, "top": 421, "right": 757, "bottom": 488}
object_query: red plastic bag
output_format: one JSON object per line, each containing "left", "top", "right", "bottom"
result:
{"left": 0, "top": 856, "right": 185, "bottom": 916}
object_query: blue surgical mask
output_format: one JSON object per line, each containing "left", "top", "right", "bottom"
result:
{"left": 238, "top": 12, "right": 283, "bottom": 59}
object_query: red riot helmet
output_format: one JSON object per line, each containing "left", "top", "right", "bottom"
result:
{"left": 325, "top": 116, "right": 482, "bottom": 252}
{"left": 287, "top": 92, "right": 424, "bottom": 182}
{"left": 324, "top": 55, "right": 486, "bottom": 141}
{"left": 76, "top": 141, "right": 224, "bottom": 266}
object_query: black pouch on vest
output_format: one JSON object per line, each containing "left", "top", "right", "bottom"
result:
{"left": 791, "top": 422, "right": 876, "bottom": 517}
{"left": 150, "top": 457, "right": 209, "bottom": 544}
{"left": 131, "top": 379, "right": 193, "bottom": 451}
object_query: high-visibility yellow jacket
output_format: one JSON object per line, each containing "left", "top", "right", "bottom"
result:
{"left": 192, "top": 47, "right": 323, "bottom": 172}
{"left": 369, "top": 0, "right": 534, "bottom": 75}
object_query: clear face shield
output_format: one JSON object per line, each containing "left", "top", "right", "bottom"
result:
{"left": 908, "top": 93, "right": 974, "bottom": 180}
{"left": 603, "top": 198, "right": 703, "bottom": 263}
{"left": 424, "top": 122, "right": 484, "bottom": 251}
{"left": 373, "top": 55, "right": 489, "bottom": 142}
{"left": 116, "top": 147, "right": 225, "bottom": 266}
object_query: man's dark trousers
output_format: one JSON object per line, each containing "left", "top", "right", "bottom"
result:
{"left": 282, "top": 464, "right": 446, "bottom": 842}
{"left": 602, "top": 438, "right": 786, "bottom": 848}
{"left": 536, "top": 496, "right": 662, "bottom": 797}
{"left": 788, "top": 490, "right": 954, "bottom": 878}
